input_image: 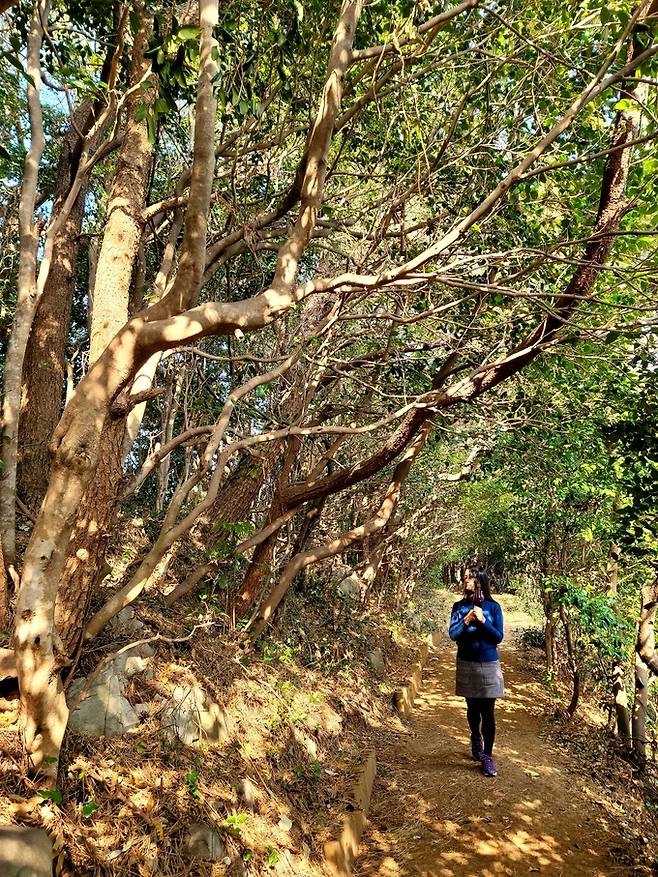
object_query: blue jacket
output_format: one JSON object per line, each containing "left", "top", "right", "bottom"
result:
{"left": 449, "top": 598, "right": 504, "bottom": 663}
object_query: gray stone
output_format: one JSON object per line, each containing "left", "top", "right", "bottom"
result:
{"left": 338, "top": 572, "right": 362, "bottom": 598}
{"left": 0, "top": 825, "right": 53, "bottom": 877}
{"left": 67, "top": 666, "right": 140, "bottom": 737}
{"left": 161, "top": 681, "right": 229, "bottom": 747}
{"left": 367, "top": 647, "right": 386, "bottom": 676}
{"left": 329, "top": 564, "right": 352, "bottom": 585}
{"left": 134, "top": 642, "right": 156, "bottom": 659}
{"left": 124, "top": 656, "right": 148, "bottom": 677}
{"left": 110, "top": 606, "right": 145, "bottom": 636}
{"left": 183, "top": 823, "right": 227, "bottom": 861}
{"left": 236, "top": 777, "right": 257, "bottom": 809}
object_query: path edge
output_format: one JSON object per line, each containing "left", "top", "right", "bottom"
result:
{"left": 321, "top": 630, "right": 439, "bottom": 875}
{"left": 392, "top": 630, "right": 440, "bottom": 717}
{"left": 322, "top": 749, "right": 377, "bottom": 876}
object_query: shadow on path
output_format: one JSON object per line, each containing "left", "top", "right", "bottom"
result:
{"left": 354, "top": 596, "right": 631, "bottom": 877}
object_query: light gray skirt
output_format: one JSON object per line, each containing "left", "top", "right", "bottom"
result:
{"left": 456, "top": 657, "right": 505, "bottom": 698}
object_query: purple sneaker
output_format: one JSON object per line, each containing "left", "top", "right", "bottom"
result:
{"left": 481, "top": 754, "right": 497, "bottom": 777}
{"left": 471, "top": 735, "right": 484, "bottom": 761}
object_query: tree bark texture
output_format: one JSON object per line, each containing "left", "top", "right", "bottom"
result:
{"left": 0, "top": 538, "right": 10, "bottom": 632}
{"left": 233, "top": 437, "right": 298, "bottom": 619}
{"left": 54, "top": 417, "right": 125, "bottom": 656}
{"left": 560, "top": 604, "right": 580, "bottom": 718}
{"left": 54, "top": 11, "right": 154, "bottom": 657}
{"left": 612, "top": 661, "right": 632, "bottom": 752}
{"left": 18, "top": 102, "right": 98, "bottom": 513}
{"left": 88, "top": 16, "right": 153, "bottom": 362}
{"left": 630, "top": 578, "right": 658, "bottom": 763}
{"left": 0, "top": 0, "right": 50, "bottom": 565}
{"left": 636, "top": 579, "right": 658, "bottom": 675}
{"left": 632, "top": 652, "right": 649, "bottom": 764}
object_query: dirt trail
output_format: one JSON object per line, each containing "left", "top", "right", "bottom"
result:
{"left": 354, "top": 595, "right": 631, "bottom": 877}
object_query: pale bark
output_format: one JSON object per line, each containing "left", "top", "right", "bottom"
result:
{"left": 88, "top": 50, "right": 153, "bottom": 358}
{"left": 122, "top": 206, "right": 185, "bottom": 460}
{"left": 2, "top": 9, "right": 128, "bottom": 567}
{"left": 164, "top": 561, "right": 215, "bottom": 607}
{"left": 0, "top": 0, "right": 50, "bottom": 566}
{"left": 632, "top": 653, "right": 649, "bottom": 764}
{"left": 84, "top": 349, "right": 303, "bottom": 640}
{"left": 605, "top": 541, "right": 631, "bottom": 748}
{"left": 613, "top": 661, "right": 632, "bottom": 752}
{"left": 79, "top": 2, "right": 362, "bottom": 641}
{"left": 359, "top": 538, "right": 386, "bottom": 603}
{"left": 123, "top": 425, "right": 214, "bottom": 497}
{"left": 42, "top": 29, "right": 647, "bottom": 547}
{"left": 631, "top": 579, "right": 658, "bottom": 762}
{"left": 54, "top": 7, "right": 155, "bottom": 657}
{"left": 636, "top": 580, "right": 658, "bottom": 676}
{"left": 0, "top": 538, "right": 10, "bottom": 632}
{"left": 13, "top": 0, "right": 220, "bottom": 772}
{"left": 281, "top": 48, "right": 648, "bottom": 513}
{"left": 156, "top": 366, "right": 186, "bottom": 514}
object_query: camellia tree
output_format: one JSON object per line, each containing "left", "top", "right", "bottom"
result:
{"left": 0, "top": 0, "right": 658, "bottom": 775}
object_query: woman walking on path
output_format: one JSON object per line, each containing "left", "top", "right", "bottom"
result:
{"left": 449, "top": 568, "right": 504, "bottom": 777}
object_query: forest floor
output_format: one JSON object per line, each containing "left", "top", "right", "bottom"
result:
{"left": 354, "top": 593, "right": 657, "bottom": 877}
{"left": 2, "top": 587, "right": 657, "bottom": 875}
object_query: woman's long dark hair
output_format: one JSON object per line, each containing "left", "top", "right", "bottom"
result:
{"left": 470, "top": 567, "right": 493, "bottom": 603}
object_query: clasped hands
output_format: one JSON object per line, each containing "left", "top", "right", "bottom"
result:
{"left": 464, "top": 606, "right": 484, "bottom": 625}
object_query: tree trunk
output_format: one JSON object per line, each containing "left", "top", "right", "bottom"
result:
{"left": 55, "top": 417, "right": 125, "bottom": 656}
{"left": 605, "top": 541, "right": 630, "bottom": 749}
{"left": 54, "top": 10, "right": 154, "bottom": 657}
{"left": 164, "top": 561, "right": 215, "bottom": 607}
{"left": 560, "top": 604, "right": 580, "bottom": 718}
{"left": 18, "top": 193, "right": 85, "bottom": 514}
{"left": 0, "top": 537, "right": 10, "bottom": 633}
{"left": 18, "top": 100, "right": 100, "bottom": 512}
{"left": 235, "top": 528, "right": 279, "bottom": 620}
{"left": 0, "top": 0, "right": 50, "bottom": 566}
{"left": 629, "top": 577, "right": 658, "bottom": 766}
{"left": 360, "top": 536, "right": 386, "bottom": 604}
{"left": 605, "top": 542, "right": 620, "bottom": 595}
{"left": 636, "top": 579, "right": 658, "bottom": 675}
{"left": 156, "top": 366, "right": 186, "bottom": 515}
{"left": 632, "top": 652, "right": 649, "bottom": 765}
{"left": 612, "top": 661, "right": 632, "bottom": 752}
{"left": 13, "top": 0, "right": 221, "bottom": 772}
{"left": 543, "top": 590, "right": 557, "bottom": 673}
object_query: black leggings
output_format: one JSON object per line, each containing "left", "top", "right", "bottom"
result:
{"left": 466, "top": 697, "right": 496, "bottom": 755}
